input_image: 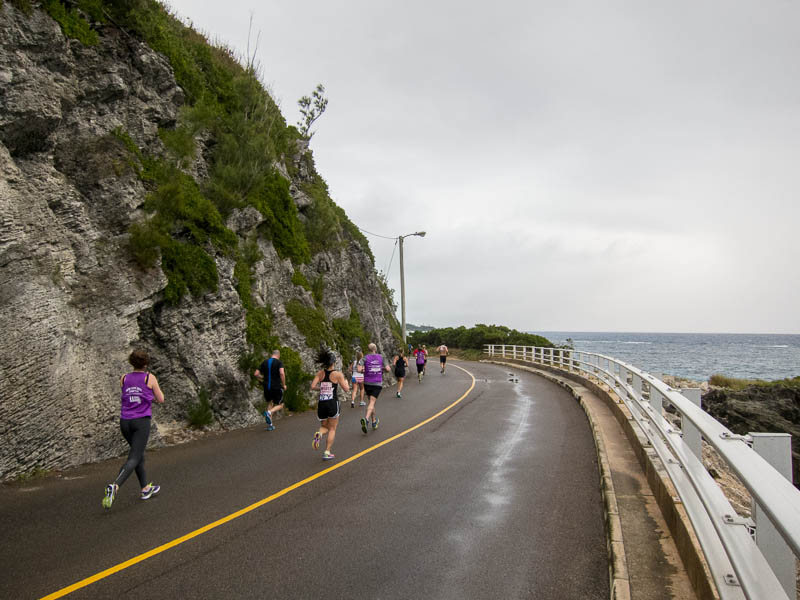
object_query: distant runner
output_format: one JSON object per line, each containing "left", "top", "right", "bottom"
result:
{"left": 414, "top": 345, "right": 426, "bottom": 383}
{"left": 350, "top": 350, "right": 365, "bottom": 408}
{"left": 438, "top": 343, "right": 449, "bottom": 374}
{"left": 311, "top": 349, "right": 349, "bottom": 461}
{"left": 421, "top": 344, "right": 429, "bottom": 376}
{"left": 254, "top": 349, "right": 286, "bottom": 431}
{"left": 360, "top": 343, "right": 390, "bottom": 433}
{"left": 102, "top": 349, "right": 165, "bottom": 509}
{"left": 393, "top": 349, "right": 409, "bottom": 398}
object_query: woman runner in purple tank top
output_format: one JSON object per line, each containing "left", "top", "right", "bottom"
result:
{"left": 102, "top": 349, "right": 165, "bottom": 509}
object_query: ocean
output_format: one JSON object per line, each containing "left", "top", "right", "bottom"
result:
{"left": 531, "top": 332, "right": 800, "bottom": 382}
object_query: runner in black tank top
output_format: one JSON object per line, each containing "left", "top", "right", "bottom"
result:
{"left": 393, "top": 350, "right": 408, "bottom": 398}
{"left": 310, "top": 349, "right": 350, "bottom": 461}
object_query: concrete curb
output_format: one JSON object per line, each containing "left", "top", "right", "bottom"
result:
{"left": 486, "top": 360, "right": 632, "bottom": 600}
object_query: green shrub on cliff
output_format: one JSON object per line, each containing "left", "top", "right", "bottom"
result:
{"left": 332, "top": 306, "right": 370, "bottom": 366}
{"left": 42, "top": 0, "right": 100, "bottom": 46}
{"left": 187, "top": 387, "right": 214, "bottom": 428}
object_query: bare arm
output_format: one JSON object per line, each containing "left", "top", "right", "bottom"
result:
{"left": 254, "top": 369, "right": 263, "bottom": 382}
{"left": 335, "top": 370, "right": 350, "bottom": 394}
{"left": 279, "top": 367, "right": 287, "bottom": 390}
{"left": 310, "top": 370, "right": 323, "bottom": 390}
{"left": 148, "top": 374, "right": 165, "bottom": 403}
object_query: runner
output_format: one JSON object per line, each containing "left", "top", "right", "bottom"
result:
{"left": 414, "top": 345, "right": 426, "bottom": 383}
{"left": 102, "top": 349, "right": 165, "bottom": 509}
{"left": 421, "top": 344, "right": 429, "bottom": 376}
{"left": 310, "top": 349, "right": 349, "bottom": 461}
{"left": 393, "top": 349, "right": 409, "bottom": 398}
{"left": 438, "top": 342, "right": 449, "bottom": 374}
{"left": 360, "top": 342, "right": 390, "bottom": 433}
{"left": 349, "top": 350, "right": 365, "bottom": 408}
{"left": 254, "top": 349, "right": 287, "bottom": 431}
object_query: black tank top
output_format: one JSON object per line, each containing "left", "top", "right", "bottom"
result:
{"left": 319, "top": 369, "right": 338, "bottom": 402}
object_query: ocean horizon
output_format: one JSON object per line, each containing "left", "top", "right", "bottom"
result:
{"left": 528, "top": 331, "right": 800, "bottom": 382}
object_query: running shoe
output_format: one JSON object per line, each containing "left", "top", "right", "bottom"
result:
{"left": 441, "top": 368, "right": 444, "bottom": 374}
{"left": 102, "top": 483, "right": 118, "bottom": 509}
{"left": 351, "top": 401, "right": 355, "bottom": 408}
{"left": 322, "top": 451, "right": 335, "bottom": 461}
{"left": 372, "top": 418, "right": 379, "bottom": 430}
{"left": 360, "top": 418, "right": 368, "bottom": 434}
{"left": 263, "top": 410, "right": 273, "bottom": 426}
{"left": 266, "top": 425, "right": 275, "bottom": 431}
{"left": 359, "top": 400, "right": 366, "bottom": 406}
{"left": 312, "top": 431, "right": 322, "bottom": 450}
{"left": 141, "top": 483, "right": 160, "bottom": 500}
{"left": 396, "top": 392, "right": 401, "bottom": 398}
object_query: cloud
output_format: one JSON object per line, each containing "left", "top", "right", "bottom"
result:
{"left": 169, "top": 0, "right": 800, "bottom": 333}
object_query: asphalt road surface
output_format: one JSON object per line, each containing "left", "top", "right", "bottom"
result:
{"left": 1, "top": 360, "right": 609, "bottom": 600}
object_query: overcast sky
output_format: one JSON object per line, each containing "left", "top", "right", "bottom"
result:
{"left": 167, "top": 0, "right": 800, "bottom": 334}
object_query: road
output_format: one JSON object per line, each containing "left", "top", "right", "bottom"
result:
{"left": 0, "top": 360, "right": 608, "bottom": 599}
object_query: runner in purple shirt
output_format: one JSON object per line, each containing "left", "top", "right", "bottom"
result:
{"left": 360, "top": 343, "right": 391, "bottom": 434}
{"left": 102, "top": 349, "right": 165, "bottom": 509}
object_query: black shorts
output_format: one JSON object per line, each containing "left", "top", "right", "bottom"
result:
{"left": 416, "top": 363, "right": 424, "bottom": 373}
{"left": 364, "top": 384, "right": 382, "bottom": 399}
{"left": 440, "top": 356, "right": 447, "bottom": 364}
{"left": 265, "top": 388, "right": 284, "bottom": 404}
{"left": 394, "top": 368, "right": 406, "bottom": 378}
{"left": 317, "top": 399, "right": 339, "bottom": 421}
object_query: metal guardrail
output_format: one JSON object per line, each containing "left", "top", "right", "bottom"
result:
{"left": 484, "top": 344, "right": 800, "bottom": 600}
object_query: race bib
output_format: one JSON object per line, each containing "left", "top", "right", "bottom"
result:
{"left": 320, "top": 381, "right": 334, "bottom": 402}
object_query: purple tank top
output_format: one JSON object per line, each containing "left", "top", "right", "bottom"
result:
{"left": 363, "top": 354, "right": 384, "bottom": 385}
{"left": 120, "top": 371, "right": 154, "bottom": 419}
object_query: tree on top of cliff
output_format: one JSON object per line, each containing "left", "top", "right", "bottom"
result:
{"left": 297, "top": 84, "right": 328, "bottom": 139}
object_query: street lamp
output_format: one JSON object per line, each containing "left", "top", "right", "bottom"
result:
{"left": 398, "top": 231, "right": 426, "bottom": 344}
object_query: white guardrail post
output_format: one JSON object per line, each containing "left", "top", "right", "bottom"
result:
{"left": 680, "top": 388, "right": 703, "bottom": 462}
{"left": 750, "top": 433, "right": 797, "bottom": 599}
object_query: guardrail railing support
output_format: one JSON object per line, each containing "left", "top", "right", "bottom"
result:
{"left": 680, "top": 388, "right": 703, "bottom": 462}
{"left": 750, "top": 433, "right": 797, "bottom": 599}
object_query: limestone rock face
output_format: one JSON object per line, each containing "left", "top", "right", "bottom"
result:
{"left": 0, "top": 5, "right": 398, "bottom": 480}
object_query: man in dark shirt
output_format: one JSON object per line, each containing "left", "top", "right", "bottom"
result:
{"left": 254, "top": 349, "right": 286, "bottom": 431}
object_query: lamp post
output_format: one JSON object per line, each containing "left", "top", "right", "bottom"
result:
{"left": 398, "top": 231, "right": 426, "bottom": 344}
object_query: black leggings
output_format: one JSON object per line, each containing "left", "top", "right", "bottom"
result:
{"left": 114, "top": 417, "right": 151, "bottom": 488}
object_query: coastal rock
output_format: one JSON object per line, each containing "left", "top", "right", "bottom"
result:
{"left": 703, "top": 385, "right": 800, "bottom": 487}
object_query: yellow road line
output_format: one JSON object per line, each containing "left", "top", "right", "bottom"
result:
{"left": 41, "top": 363, "right": 476, "bottom": 599}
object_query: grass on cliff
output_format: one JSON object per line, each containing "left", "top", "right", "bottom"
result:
{"left": 187, "top": 387, "right": 214, "bottom": 428}
{"left": 285, "top": 299, "right": 370, "bottom": 367}
{"left": 709, "top": 374, "right": 800, "bottom": 391}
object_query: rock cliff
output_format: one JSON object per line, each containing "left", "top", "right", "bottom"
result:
{"left": 0, "top": 3, "right": 399, "bottom": 480}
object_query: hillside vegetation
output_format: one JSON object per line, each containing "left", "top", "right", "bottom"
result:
{"left": 409, "top": 324, "right": 553, "bottom": 351}
{"left": 24, "top": 0, "right": 386, "bottom": 405}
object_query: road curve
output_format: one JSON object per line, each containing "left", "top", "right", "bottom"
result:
{"left": 0, "top": 361, "right": 608, "bottom": 599}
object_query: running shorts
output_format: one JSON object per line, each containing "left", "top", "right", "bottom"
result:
{"left": 317, "top": 399, "right": 339, "bottom": 420}
{"left": 440, "top": 356, "right": 447, "bottom": 364}
{"left": 364, "top": 384, "right": 382, "bottom": 399}
{"left": 394, "top": 367, "right": 406, "bottom": 378}
{"left": 265, "top": 388, "right": 284, "bottom": 404}
{"left": 416, "top": 363, "right": 424, "bottom": 374}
